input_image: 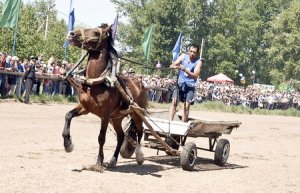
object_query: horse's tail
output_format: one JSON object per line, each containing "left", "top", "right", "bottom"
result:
{"left": 128, "top": 118, "right": 138, "bottom": 140}
{"left": 120, "top": 118, "right": 138, "bottom": 158}
{"left": 128, "top": 117, "right": 144, "bottom": 164}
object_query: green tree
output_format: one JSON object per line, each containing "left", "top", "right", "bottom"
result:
{"left": 112, "top": 0, "right": 187, "bottom": 75}
{"left": 205, "top": 0, "right": 242, "bottom": 81}
{"left": 0, "top": 0, "right": 80, "bottom": 62}
{"left": 266, "top": 0, "right": 300, "bottom": 82}
{"left": 252, "top": 0, "right": 293, "bottom": 84}
{"left": 269, "top": 69, "right": 285, "bottom": 86}
{"left": 203, "top": 0, "right": 293, "bottom": 84}
{"left": 110, "top": 0, "right": 298, "bottom": 84}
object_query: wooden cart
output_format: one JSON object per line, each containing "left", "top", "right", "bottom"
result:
{"left": 120, "top": 109, "right": 241, "bottom": 171}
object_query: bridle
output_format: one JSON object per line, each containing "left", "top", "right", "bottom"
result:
{"left": 72, "top": 28, "right": 109, "bottom": 52}
{"left": 66, "top": 27, "right": 170, "bottom": 79}
{"left": 65, "top": 28, "right": 111, "bottom": 78}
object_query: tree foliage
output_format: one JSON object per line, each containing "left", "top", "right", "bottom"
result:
{"left": 266, "top": 0, "right": 300, "bottom": 82}
{"left": 0, "top": 0, "right": 80, "bottom": 62}
{"left": 112, "top": 0, "right": 187, "bottom": 75}
{"left": 0, "top": 0, "right": 299, "bottom": 87}
{"left": 112, "top": 0, "right": 299, "bottom": 86}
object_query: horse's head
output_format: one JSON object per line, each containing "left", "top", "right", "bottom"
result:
{"left": 67, "top": 24, "right": 112, "bottom": 51}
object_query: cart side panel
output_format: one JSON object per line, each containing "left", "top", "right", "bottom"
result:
{"left": 143, "top": 117, "right": 190, "bottom": 136}
{"left": 187, "top": 120, "right": 241, "bottom": 137}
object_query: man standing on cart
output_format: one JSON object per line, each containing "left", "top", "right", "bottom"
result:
{"left": 169, "top": 44, "right": 202, "bottom": 122}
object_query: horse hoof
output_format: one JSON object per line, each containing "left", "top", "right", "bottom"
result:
{"left": 137, "top": 158, "right": 144, "bottom": 165}
{"left": 135, "top": 146, "right": 144, "bottom": 165}
{"left": 107, "top": 157, "right": 117, "bottom": 168}
{"left": 65, "top": 143, "right": 74, "bottom": 153}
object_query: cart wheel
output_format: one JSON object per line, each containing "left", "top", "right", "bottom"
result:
{"left": 180, "top": 142, "right": 197, "bottom": 171}
{"left": 120, "top": 128, "right": 137, "bottom": 158}
{"left": 214, "top": 139, "right": 230, "bottom": 166}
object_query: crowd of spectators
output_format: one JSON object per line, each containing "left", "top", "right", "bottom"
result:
{"left": 0, "top": 53, "right": 299, "bottom": 111}
{"left": 193, "top": 81, "right": 300, "bottom": 110}
{"left": 0, "top": 52, "right": 73, "bottom": 98}
{"left": 125, "top": 71, "right": 300, "bottom": 111}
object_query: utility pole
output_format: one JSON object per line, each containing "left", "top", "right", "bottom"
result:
{"left": 45, "top": 1, "right": 55, "bottom": 38}
{"left": 44, "top": 3, "right": 50, "bottom": 38}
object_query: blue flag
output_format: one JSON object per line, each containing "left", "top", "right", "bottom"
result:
{"left": 172, "top": 32, "right": 182, "bottom": 61}
{"left": 63, "top": 0, "right": 75, "bottom": 48}
{"left": 111, "top": 13, "right": 118, "bottom": 44}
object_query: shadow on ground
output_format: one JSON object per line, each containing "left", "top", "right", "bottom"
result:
{"left": 71, "top": 155, "right": 247, "bottom": 176}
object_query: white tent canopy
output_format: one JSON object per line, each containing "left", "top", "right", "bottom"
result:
{"left": 207, "top": 73, "right": 234, "bottom": 84}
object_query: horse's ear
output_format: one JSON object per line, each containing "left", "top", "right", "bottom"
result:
{"left": 103, "top": 25, "right": 112, "bottom": 33}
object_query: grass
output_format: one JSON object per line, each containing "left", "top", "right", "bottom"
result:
{"left": 0, "top": 94, "right": 78, "bottom": 104}
{"left": 30, "top": 94, "right": 78, "bottom": 104}
{"left": 150, "top": 101, "right": 300, "bottom": 117}
{"left": 193, "top": 101, "right": 300, "bottom": 117}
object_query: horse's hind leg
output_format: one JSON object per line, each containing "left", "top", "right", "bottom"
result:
{"left": 107, "top": 117, "right": 125, "bottom": 167}
{"left": 62, "top": 105, "right": 88, "bottom": 152}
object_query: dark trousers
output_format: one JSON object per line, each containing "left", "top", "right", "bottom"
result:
{"left": 24, "top": 78, "right": 34, "bottom": 103}
{"left": 0, "top": 75, "right": 7, "bottom": 96}
{"left": 35, "top": 79, "right": 41, "bottom": 95}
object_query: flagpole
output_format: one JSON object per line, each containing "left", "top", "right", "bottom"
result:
{"left": 11, "top": 23, "right": 18, "bottom": 56}
{"left": 63, "top": 0, "right": 75, "bottom": 60}
{"left": 64, "top": 47, "right": 67, "bottom": 60}
{"left": 11, "top": 0, "right": 21, "bottom": 56}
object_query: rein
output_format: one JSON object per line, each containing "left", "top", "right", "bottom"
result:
{"left": 65, "top": 50, "right": 88, "bottom": 78}
{"left": 64, "top": 49, "right": 110, "bottom": 79}
{"left": 109, "top": 54, "right": 170, "bottom": 71}
{"left": 65, "top": 28, "right": 169, "bottom": 80}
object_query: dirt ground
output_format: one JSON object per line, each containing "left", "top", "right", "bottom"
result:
{"left": 0, "top": 101, "right": 299, "bottom": 193}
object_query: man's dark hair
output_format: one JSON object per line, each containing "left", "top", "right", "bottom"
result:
{"left": 189, "top": 44, "right": 199, "bottom": 52}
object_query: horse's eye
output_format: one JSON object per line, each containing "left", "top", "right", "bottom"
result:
{"left": 69, "top": 31, "right": 75, "bottom": 36}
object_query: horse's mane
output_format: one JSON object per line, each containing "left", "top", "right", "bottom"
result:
{"left": 98, "top": 23, "right": 114, "bottom": 46}
{"left": 96, "top": 24, "right": 148, "bottom": 110}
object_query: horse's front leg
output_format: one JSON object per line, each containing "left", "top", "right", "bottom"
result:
{"left": 96, "top": 116, "right": 110, "bottom": 170}
{"left": 62, "top": 105, "right": 88, "bottom": 152}
{"left": 107, "top": 117, "right": 125, "bottom": 168}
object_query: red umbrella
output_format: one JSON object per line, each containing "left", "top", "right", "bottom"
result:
{"left": 207, "top": 73, "right": 234, "bottom": 83}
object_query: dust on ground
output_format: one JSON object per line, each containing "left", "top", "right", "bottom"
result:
{"left": 0, "top": 102, "right": 299, "bottom": 193}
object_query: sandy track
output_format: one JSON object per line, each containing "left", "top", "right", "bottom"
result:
{"left": 0, "top": 102, "right": 299, "bottom": 193}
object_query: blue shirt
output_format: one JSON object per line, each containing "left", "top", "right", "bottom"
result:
{"left": 178, "top": 54, "right": 201, "bottom": 87}
{"left": 17, "top": 63, "right": 25, "bottom": 72}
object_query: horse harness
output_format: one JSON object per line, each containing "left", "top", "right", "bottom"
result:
{"left": 65, "top": 45, "right": 134, "bottom": 111}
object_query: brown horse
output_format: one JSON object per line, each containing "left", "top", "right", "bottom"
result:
{"left": 62, "top": 24, "right": 148, "bottom": 171}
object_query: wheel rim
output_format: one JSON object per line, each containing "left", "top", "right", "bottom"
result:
{"left": 188, "top": 149, "right": 197, "bottom": 166}
{"left": 222, "top": 144, "right": 230, "bottom": 162}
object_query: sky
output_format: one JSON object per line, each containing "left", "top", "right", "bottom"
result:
{"left": 23, "top": 0, "right": 119, "bottom": 27}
